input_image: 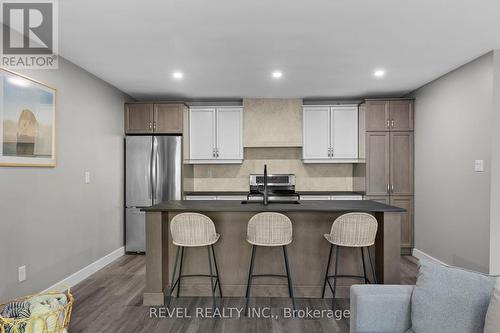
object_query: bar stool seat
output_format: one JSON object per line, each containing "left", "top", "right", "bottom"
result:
{"left": 245, "top": 212, "right": 295, "bottom": 314}
{"left": 247, "top": 212, "right": 293, "bottom": 247}
{"left": 321, "top": 212, "right": 378, "bottom": 311}
{"left": 172, "top": 233, "right": 220, "bottom": 247}
{"left": 167, "top": 213, "right": 222, "bottom": 307}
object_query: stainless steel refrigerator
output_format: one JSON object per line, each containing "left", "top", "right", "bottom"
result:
{"left": 125, "top": 136, "right": 182, "bottom": 253}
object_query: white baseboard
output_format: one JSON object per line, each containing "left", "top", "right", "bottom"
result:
{"left": 412, "top": 248, "right": 448, "bottom": 266}
{"left": 43, "top": 247, "right": 125, "bottom": 293}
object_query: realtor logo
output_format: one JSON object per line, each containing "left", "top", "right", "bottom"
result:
{"left": 1, "top": 0, "right": 58, "bottom": 69}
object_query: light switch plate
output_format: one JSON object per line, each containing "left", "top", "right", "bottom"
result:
{"left": 18, "top": 265, "right": 26, "bottom": 282}
{"left": 85, "top": 171, "right": 91, "bottom": 184}
{"left": 474, "top": 160, "right": 484, "bottom": 172}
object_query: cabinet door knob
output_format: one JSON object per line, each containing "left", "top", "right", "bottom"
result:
{"left": 391, "top": 184, "right": 394, "bottom": 193}
{"left": 387, "top": 184, "right": 390, "bottom": 193}
{"left": 386, "top": 120, "right": 390, "bottom": 129}
{"left": 212, "top": 149, "right": 216, "bottom": 157}
{"left": 149, "top": 122, "right": 152, "bottom": 130}
{"left": 216, "top": 149, "right": 219, "bottom": 158}
{"left": 391, "top": 119, "right": 395, "bottom": 128}
{"left": 153, "top": 122, "right": 156, "bottom": 130}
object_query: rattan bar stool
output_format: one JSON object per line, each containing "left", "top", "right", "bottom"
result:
{"left": 245, "top": 212, "right": 296, "bottom": 313}
{"left": 167, "top": 213, "right": 222, "bottom": 307}
{"left": 321, "top": 212, "right": 378, "bottom": 311}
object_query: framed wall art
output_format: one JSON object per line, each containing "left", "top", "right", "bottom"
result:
{"left": 0, "top": 68, "right": 57, "bottom": 167}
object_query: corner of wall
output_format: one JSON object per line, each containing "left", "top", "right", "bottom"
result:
{"left": 489, "top": 50, "right": 500, "bottom": 274}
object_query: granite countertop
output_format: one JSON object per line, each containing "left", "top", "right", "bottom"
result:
{"left": 184, "top": 191, "right": 366, "bottom": 196}
{"left": 143, "top": 200, "right": 404, "bottom": 213}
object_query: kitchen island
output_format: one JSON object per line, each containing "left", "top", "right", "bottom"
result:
{"left": 142, "top": 200, "right": 405, "bottom": 305}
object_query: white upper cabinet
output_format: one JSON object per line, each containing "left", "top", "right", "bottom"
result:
{"left": 188, "top": 107, "right": 243, "bottom": 163}
{"left": 331, "top": 106, "right": 358, "bottom": 159}
{"left": 189, "top": 108, "right": 216, "bottom": 160}
{"left": 303, "top": 105, "right": 359, "bottom": 163}
{"left": 302, "top": 107, "right": 331, "bottom": 160}
{"left": 216, "top": 108, "right": 243, "bottom": 160}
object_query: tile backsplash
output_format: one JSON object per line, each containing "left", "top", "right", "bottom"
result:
{"left": 184, "top": 147, "right": 354, "bottom": 192}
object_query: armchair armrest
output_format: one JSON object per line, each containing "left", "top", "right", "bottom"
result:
{"left": 350, "top": 284, "right": 414, "bottom": 333}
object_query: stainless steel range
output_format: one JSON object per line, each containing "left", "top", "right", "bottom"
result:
{"left": 246, "top": 171, "right": 300, "bottom": 203}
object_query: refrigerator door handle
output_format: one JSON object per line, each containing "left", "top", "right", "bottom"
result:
{"left": 155, "top": 141, "right": 160, "bottom": 202}
{"left": 151, "top": 137, "right": 158, "bottom": 200}
{"left": 151, "top": 137, "right": 157, "bottom": 201}
{"left": 148, "top": 143, "right": 152, "bottom": 200}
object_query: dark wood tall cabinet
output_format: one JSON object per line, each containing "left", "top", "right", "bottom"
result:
{"left": 365, "top": 99, "right": 414, "bottom": 131}
{"left": 359, "top": 99, "right": 415, "bottom": 254}
{"left": 365, "top": 132, "right": 390, "bottom": 195}
{"left": 390, "top": 132, "right": 414, "bottom": 195}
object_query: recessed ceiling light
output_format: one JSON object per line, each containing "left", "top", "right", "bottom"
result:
{"left": 172, "top": 71, "right": 184, "bottom": 79}
{"left": 374, "top": 69, "right": 385, "bottom": 78}
{"left": 272, "top": 71, "right": 283, "bottom": 79}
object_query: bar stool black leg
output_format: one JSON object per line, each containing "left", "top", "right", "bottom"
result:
{"left": 322, "top": 244, "right": 333, "bottom": 298}
{"left": 211, "top": 245, "right": 223, "bottom": 297}
{"left": 207, "top": 246, "right": 216, "bottom": 308}
{"left": 332, "top": 245, "right": 340, "bottom": 311}
{"left": 361, "top": 247, "right": 369, "bottom": 284}
{"left": 367, "top": 246, "right": 377, "bottom": 284}
{"left": 167, "top": 246, "right": 181, "bottom": 307}
{"left": 282, "top": 245, "right": 296, "bottom": 310}
{"left": 176, "top": 247, "right": 185, "bottom": 297}
{"left": 245, "top": 245, "right": 256, "bottom": 315}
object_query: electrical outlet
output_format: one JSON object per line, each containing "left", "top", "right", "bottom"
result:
{"left": 474, "top": 160, "right": 484, "bottom": 172}
{"left": 18, "top": 266, "right": 26, "bottom": 282}
{"left": 85, "top": 171, "right": 91, "bottom": 184}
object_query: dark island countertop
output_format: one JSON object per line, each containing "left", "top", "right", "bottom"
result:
{"left": 297, "top": 191, "right": 365, "bottom": 196}
{"left": 184, "top": 191, "right": 248, "bottom": 196}
{"left": 143, "top": 200, "right": 405, "bottom": 213}
{"left": 184, "top": 191, "right": 366, "bottom": 196}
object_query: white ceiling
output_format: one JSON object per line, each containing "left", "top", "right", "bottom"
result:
{"left": 59, "top": 0, "right": 500, "bottom": 100}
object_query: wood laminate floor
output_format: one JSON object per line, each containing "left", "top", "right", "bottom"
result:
{"left": 69, "top": 255, "right": 418, "bottom": 333}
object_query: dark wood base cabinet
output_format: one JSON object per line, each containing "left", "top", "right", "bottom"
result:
{"left": 391, "top": 195, "right": 414, "bottom": 250}
{"left": 366, "top": 195, "right": 414, "bottom": 254}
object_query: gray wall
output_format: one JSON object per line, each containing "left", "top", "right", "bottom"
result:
{"left": 0, "top": 58, "right": 130, "bottom": 301}
{"left": 412, "top": 53, "right": 493, "bottom": 273}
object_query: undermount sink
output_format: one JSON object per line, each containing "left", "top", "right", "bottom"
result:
{"left": 241, "top": 200, "right": 301, "bottom": 205}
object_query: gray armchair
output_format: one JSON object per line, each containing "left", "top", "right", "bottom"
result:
{"left": 350, "top": 285, "right": 414, "bottom": 333}
{"left": 350, "top": 260, "right": 498, "bottom": 333}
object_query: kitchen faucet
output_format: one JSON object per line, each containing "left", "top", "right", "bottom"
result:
{"left": 262, "top": 164, "right": 268, "bottom": 205}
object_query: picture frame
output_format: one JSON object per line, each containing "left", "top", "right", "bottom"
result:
{"left": 0, "top": 68, "right": 57, "bottom": 167}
